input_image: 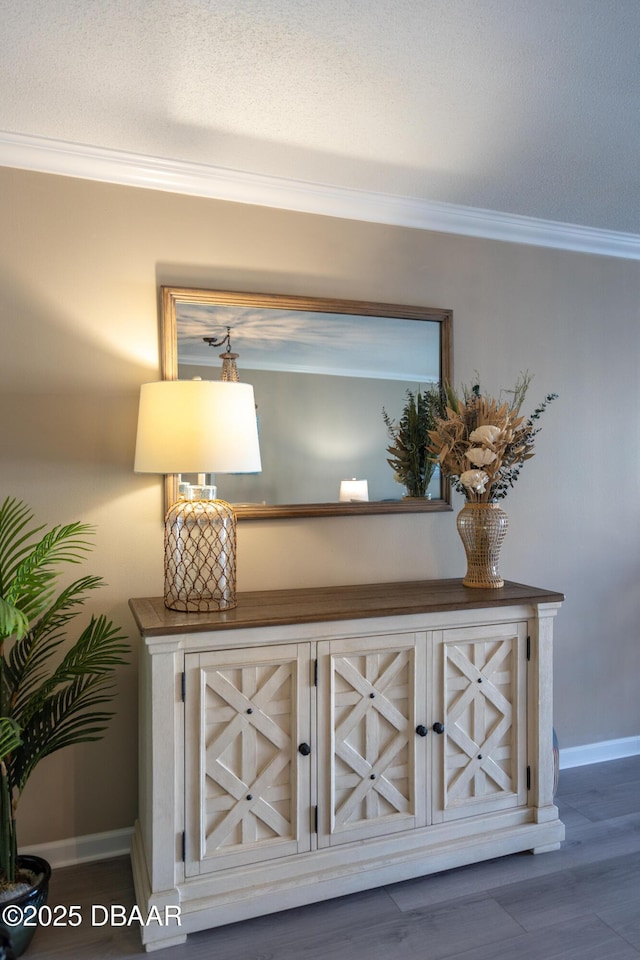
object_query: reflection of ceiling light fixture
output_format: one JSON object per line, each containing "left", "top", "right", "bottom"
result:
{"left": 203, "top": 326, "right": 239, "bottom": 382}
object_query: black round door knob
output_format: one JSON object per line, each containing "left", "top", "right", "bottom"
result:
{"left": 415, "top": 725, "right": 429, "bottom": 737}
{"left": 432, "top": 722, "right": 445, "bottom": 735}
{"left": 298, "top": 742, "right": 311, "bottom": 756}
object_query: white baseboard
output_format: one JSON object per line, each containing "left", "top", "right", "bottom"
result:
{"left": 21, "top": 826, "right": 133, "bottom": 870}
{"left": 19, "top": 738, "right": 640, "bottom": 869}
{"left": 559, "top": 735, "right": 640, "bottom": 770}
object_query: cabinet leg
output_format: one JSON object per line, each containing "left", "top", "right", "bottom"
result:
{"left": 531, "top": 842, "right": 562, "bottom": 854}
{"left": 144, "top": 934, "right": 188, "bottom": 951}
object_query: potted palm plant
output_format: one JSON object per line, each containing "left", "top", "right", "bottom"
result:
{"left": 382, "top": 385, "right": 443, "bottom": 499}
{"left": 0, "top": 497, "right": 127, "bottom": 955}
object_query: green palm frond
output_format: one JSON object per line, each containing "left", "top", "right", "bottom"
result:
{"left": 9, "top": 612, "right": 127, "bottom": 791}
{"left": 22, "top": 614, "right": 128, "bottom": 720}
{"left": 6, "top": 576, "right": 105, "bottom": 714}
{"left": 0, "top": 498, "right": 45, "bottom": 594}
{"left": 11, "top": 675, "right": 118, "bottom": 790}
{"left": 0, "top": 497, "right": 128, "bottom": 884}
{"left": 0, "top": 598, "right": 29, "bottom": 642}
{"left": 6, "top": 524, "right": 94, "bottom": 628}
{"left": 0, "top": 497, "right": 94, "bottom": 637}
{"left": 0, "top": 717, "right": 21, "bottom": 761}
{"left": 14, "top": 616, "right": 128, "bottom": 728}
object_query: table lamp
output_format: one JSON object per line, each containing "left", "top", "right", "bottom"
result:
{"left": 134, "top": 379, "right": 261, "bottom": 612}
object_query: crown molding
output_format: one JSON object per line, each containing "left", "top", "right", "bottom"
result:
{"left": 2, "top": 129, "right": 639, "bottom": 260}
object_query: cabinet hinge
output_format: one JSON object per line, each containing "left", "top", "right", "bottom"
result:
{"left": 314, "top": 805, "right": 318, "bottom": 833}
{"left": 314, "top": 659, "right": 318, "bottom": 687}
{"left": 181, "top": 831, "right": 185, "bottom": 861}
{"left": 526, "top": 636, "right": 531, "bottom": 661}
{"left": 181, "top": 672, "right": 186, "bottom": 702}
{"left": 527, "top": 766, "right": 531, "bottom": 790}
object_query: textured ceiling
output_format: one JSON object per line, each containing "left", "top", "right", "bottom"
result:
{"left": 1, "top": 0, "right": 639, "bottom": 234}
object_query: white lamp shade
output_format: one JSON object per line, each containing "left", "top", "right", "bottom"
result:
{"left": 134, "top": 379, "right": 261, "bottom": 475}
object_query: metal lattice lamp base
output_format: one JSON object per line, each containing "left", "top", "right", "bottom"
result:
{"left": 164, "top": 499, "right": 237, "bottom": 611}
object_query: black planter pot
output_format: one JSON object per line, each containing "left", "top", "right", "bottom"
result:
{"left": 0, "top": 927, "right": 16, "bottom": 960}
{"left": 0, "top": 856, "right": 51, "bottom": 957}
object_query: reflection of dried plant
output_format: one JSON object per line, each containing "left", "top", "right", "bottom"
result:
{"left": 383, "top": 386, "right": 444, "bottom": 498}
{"left": 427, "top": 373, "right": 558, "bottom": 502}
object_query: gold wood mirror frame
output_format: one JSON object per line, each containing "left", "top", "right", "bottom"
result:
{"left": 162, "top": 286, "right": 453, "bottom": 519}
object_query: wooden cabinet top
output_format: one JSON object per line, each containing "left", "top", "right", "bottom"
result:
{"left": 129, "top": 579, "right": 564, "bottom": 637}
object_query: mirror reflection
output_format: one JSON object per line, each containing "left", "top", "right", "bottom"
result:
{"left": 162, "top": 288, "right": 453, "bottom": 518}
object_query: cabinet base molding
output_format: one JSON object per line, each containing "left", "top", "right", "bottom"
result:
{"left": 130, "top": 579, "right": 565, "bottom": 952}
{"left": 131, "top": 811, "right": 564, "bottom": 949}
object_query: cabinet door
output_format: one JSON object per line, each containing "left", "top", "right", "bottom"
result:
{"left": 317, "top": 633, "right": 427, "bottom": 847}
{"left": 184, "top": 644, "right": 312, "bottom": 876}
{"left": 432, "top": 621, "right": 528, "bottom": 823}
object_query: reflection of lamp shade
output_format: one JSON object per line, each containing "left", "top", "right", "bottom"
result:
{"left": 339, "top": 478, "right": 369, "bottom": 502}
{"left": 134, "top": 379, "right": 261, "bottom": 612}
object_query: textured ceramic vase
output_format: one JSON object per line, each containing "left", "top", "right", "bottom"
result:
{"left": 456, "top": 501, "right": 509, "bottom": 588}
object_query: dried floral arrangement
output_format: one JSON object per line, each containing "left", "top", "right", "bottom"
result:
{"left": 427, "top": 373, "right": 558, "bottom": 502}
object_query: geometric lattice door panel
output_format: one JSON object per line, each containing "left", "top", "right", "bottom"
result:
{"left": 184, "top": 644, "right": 311, "bottom": 875}
{"left": 318, "top": 633, "right": 426, "bottom": 847}
{"left": 432, "top": 622, "right": 527, "bottom": 823}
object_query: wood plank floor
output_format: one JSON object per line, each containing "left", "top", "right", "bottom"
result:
{"left": 24, "top": 756, "right": 640, "bottom": 959}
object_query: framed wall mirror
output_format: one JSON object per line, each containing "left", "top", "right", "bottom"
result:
{"left": 161, "top": 286, "right": 453, "bottom": 519}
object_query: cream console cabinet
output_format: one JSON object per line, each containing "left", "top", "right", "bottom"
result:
{"left": 129, "top": 580, "right": 564, "bottom": 951}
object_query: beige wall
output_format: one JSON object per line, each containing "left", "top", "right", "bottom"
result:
{"left": 1, "top": 165, "right": 639, "bottom": 847}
